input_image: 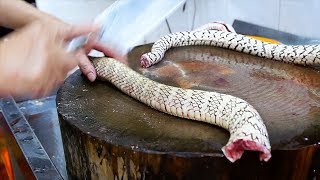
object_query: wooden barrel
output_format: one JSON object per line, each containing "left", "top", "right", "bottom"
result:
{"left": 57, "top": 45, "right": 320, "bottom": 180}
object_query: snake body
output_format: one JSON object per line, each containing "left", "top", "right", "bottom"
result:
{"left": 92, "top": 57, "right": 271, "bottom": 162}
{"left": 140, "top": 25, "right": 320, "bottom": 68}
{"left": 91, "top": 22, "right": 320, "bottom": 162}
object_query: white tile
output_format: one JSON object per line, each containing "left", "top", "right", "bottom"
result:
{"left": 36, "top": 0, "right": 115, "bottom": 24}
{"left": 193, "top": 0, "right": 229, "bottom": 28}
{"left": 144, "top": 1, "right": 192, "bottom": 43}
{"left": 167, "top": 0, "right": 193, "bottom": 32}
{"left": 227, "top": 0, "right": 280, "bottom": 30}
{"left": 37, "top": 0, "right": 320, "bottom": 43}
{"left": 279, "top": 0, "right": 320, "bottom": 38}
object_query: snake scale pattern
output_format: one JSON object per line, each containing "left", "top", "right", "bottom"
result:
{"left": 92, "top": 22, "right": 319, "bottom": 162}
{"left": 140, "top": 22, "right": 320, "bottom": 68}
{"left": 92, "top": 57, "right": 271, "bottom": 162}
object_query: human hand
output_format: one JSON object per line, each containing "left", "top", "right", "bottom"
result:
{"left": 75, "top": 33, "right": 125, "bottom": 82}
{"left": 41, "top": 17, "right": 126, "bottom": 82}
{"left": 0, "top": 20, "right": 97, "bottom": 98}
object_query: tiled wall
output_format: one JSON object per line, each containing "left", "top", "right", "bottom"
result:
{"left": 36, "top": 0, "right": 320, "bottom": 44}
{"left": 36, "top": 0, "right": 115, "bottom": 24}
{"left": 278, "top": 0, "right": 320, "bottom": 38}
{"left": 145, "top": 0, "right": 320, "bottom": 43}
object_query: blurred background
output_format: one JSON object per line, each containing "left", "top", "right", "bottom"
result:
{"left": 36, "top": 0, "right": 320, "bottom": 43}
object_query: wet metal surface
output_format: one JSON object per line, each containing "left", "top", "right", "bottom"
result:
{"left": 0, "top": 97, "right": 63, "bottom": 179}
{"left": 57, "top": 45, "right": 320, "bottom": 179}
{"left": 0, "top": 112, "right": 35, "bottom": 179}
{"left": 17, "top": 96, "right": 68, "bottom": 180}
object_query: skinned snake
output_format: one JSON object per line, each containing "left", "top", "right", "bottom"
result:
{"left": 92, "top": 22, "right": 320, "bottom": 162}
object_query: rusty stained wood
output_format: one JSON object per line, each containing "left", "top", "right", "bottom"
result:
{"left": 57, "top": 44, "right": 320, "bottom": 179}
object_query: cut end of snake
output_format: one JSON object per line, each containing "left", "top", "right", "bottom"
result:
{"left": 222, "top": 139, "right": 271, "bottom": 163}
{"left": 140, "top": 54, "right": 152, "bottom": 68}
{"left": 93, "top": 57, "right": 272, "bottom": 162}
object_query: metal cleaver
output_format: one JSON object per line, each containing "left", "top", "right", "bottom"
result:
{"left": 67, "top": 0, "right": 186, "bottom": 58}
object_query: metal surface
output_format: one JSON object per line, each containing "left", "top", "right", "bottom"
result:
{"left": 233, "top": 19, "right": 320, "bottom": 45}
{"left": 0, "top": 112, "right": 35, "bottom": 179}
{"left": 0, "top": 97, "right": 63, "bottom": 180}
{"left": 17, "top": 96, "right": 68, "bottom": 180}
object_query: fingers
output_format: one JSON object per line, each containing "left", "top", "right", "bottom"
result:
{"left": 77, "top": 49, "right": 96, "bottom": 82}
{"left": 68, "top": 24, "right": 127, "bottom": 62}
{"left": 91, "top": 42, "right": 127, "bottom": 63}
{"left": 64, "top": 23, "right": 100, "bottom": 41}
{"left": 83, "top": 31, "right": 99, "bottom": 54}
{"left": 63, "top": 24, "right": 128, "bottom": 83}
{"left": 92, "top": 42, "right": 117, "bottom": 57}
{"left": 1, "top": 19, "right": 100, "bottom": 99}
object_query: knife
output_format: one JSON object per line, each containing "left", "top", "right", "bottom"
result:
{"left": 67, "top": 0, "right": 186, "bottom": 58}
{"left": 0, "top": 96, "right": 63, "bottom": 179}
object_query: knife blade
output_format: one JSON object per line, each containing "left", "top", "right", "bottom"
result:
{"left": 67, "top": 0, "right": 186, "bottom": 58}
{"left": 0, "top": 97, "right": 62, "bottom": 179}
